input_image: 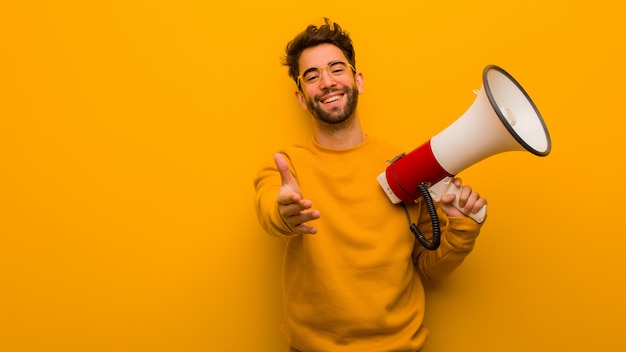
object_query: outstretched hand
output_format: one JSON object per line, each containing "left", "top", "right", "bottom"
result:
{"left": 439, "top": 177, "right": 487, "bottom": 219}
{"left": 274, "top": 153, "right": 320, "bottom": 235}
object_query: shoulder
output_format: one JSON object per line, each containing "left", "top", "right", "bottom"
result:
{"left": 364, "top": 135, "right": 407, "bottom": 160}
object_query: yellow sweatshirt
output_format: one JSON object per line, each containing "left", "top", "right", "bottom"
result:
{"left": 254, "top": 136, "right": 482, "bottom": 352}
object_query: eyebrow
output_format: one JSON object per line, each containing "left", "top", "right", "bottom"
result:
{"left": 302, "top": 67, "right": 318, "bottom": 76}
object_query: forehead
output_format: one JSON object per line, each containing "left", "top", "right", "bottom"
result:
{"left": 298, "top": 43, "right": 348, "bottom": 71}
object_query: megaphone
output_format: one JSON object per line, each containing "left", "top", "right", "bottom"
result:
{"left": 377, "top": 65, "right": 551, "bottom": 226}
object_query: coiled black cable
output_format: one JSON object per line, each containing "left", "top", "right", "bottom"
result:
{"left": 402, "top": 182, "right": 441, "bottom": 250}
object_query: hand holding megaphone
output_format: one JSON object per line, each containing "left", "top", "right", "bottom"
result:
{"left": 378, "top": 65, "right": 551, "bottom": 248}
{"left": 429, "top": 176, "right": 487, "bottom": 223}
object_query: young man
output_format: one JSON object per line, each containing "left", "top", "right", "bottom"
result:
{"left": 253, "top": 19, "right": 487, "bottom": 352}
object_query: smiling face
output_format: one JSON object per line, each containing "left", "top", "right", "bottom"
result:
{"left": 295, "top": 43, "right": 364, "bottom": 126}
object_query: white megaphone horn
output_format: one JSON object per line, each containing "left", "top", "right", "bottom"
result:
{"left": 377, "top": 65, "right": 552, "bottom": 224}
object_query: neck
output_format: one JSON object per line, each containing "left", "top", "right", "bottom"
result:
{"left": 312, "top": 114, "right": 366, "bottom": 148}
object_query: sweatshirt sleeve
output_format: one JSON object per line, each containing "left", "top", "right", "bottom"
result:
{"left": 411, "top": 200, "right": 483, "bottom": 283}
{"left": 253, "top": 154, "right": 299, "bottom": 237}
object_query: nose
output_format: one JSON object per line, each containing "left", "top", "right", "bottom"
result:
{"left": 318, "top": 69, "right": 337, "bottom": 89}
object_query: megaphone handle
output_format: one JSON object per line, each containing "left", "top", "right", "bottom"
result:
{"left": 428, "top": 177, "right": 487, "bottom": 223}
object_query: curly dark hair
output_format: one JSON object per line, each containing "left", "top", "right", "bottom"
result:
{"left": 281, "top": 18, "right": 356, "bottom": 90}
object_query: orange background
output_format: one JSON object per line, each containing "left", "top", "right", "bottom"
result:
{"left": 1, "top": 1, "right": 625, "bottom": 351}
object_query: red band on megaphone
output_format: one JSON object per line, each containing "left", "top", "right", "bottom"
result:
{"left": 385, "top": 139, "right": 453, "bottom": 203}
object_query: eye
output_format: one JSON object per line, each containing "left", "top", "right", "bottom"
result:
{"left": 330, "top": 62, "right": 347, "bottom": 74}
{"left": 304, "top": 73, "right": 319, "bottom": 82}
{"left": 302, "top": 69, "right": 320, "bottom": 83}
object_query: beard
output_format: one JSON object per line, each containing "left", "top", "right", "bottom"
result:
{"left": 305, "top": 84, "right": 359, "bottom": 125}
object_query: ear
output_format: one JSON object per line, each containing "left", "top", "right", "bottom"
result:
{"left": 295, "top": 90, "right": 308, "bottom": 110}
{"left": 355, "top": 71, "right": 364, "bottom": 94}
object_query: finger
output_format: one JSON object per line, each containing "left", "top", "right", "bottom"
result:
{"left": 293, "top": 223, "right": 318, "bottom": 235}
{"left": 277, "top": 190, "right": 302, "bottom": 205}
{"left": 461, "top": 192, "right": 478, "bottom": 213}
{"left": 440, "top": 193, "right": 456, "bottom": 205}
{"left": 279, "top": 200, "right": 311, "bottom": 217}
{"left": 286, "top": 209, "right": 320, "bottom": 226}
{"left": 439, "top": 193, "right": 464, "bottom": 218}
{"left": 461, "top": 191, "right": 486, "bottom": 214}
{"left": 458, "top": 185, "right": 472, "bottom": 208}
{"left": 470, "top": 197, "right": 487, "bottom": 214}
{"left": 280, "top": 207, "right": 320, "bottom": 235}
{"left": 289, "top": 211, "right": 321, "bottom": 235}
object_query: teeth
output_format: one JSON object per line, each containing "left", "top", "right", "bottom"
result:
{"left": 323, "top": 95, "right": 340, "bottom": 104}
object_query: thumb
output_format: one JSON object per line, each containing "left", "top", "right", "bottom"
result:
{"left": 439, "top": 193, "right": 464, "bottom": 217}
{"left": 274, "top": 153, "right": 298, "bottom": 188}
{"left": 440, "top": 193, "right": 456, "bottom": 204}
